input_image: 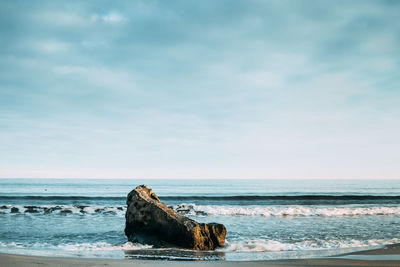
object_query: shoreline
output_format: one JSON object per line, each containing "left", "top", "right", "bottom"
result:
{"left": 1, "top": 244, "right": 400, "bottom": 267}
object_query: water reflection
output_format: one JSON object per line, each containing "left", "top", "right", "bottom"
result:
{"left": 125, "top": 249, "right": 226, "bottom": 261}
{"left": 125, "top": 246, "right": 384, "bottom": 261}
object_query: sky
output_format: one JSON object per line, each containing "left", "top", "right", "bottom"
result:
{"left": 0, "top": 0, "right": 399, "bottom": 179}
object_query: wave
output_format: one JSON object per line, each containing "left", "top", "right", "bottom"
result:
{"left": 0, "top": 241, "right": 152, "bottom": 253}
{"left": 0, "top": 204, "right": 126, "bottom": 215}
{"left": 1, "top": 238, "right": 399, "bottom": 254}
{"left": 174, "top": 204, "right": 400, "bottom": 217}
{"left": 163, "top": 195, "right": 400, "bottom": 201}
{"left": 219, "top": 238, "right": 400, "bottom": 252}
{"left": 0, "top": 196, "right": 126, "bottom": 201}
{"left": 1, "top": 194, "right": 400, "bottom": 201}
{"left": 2, "top": 203, "right": 400, "bottom": 217}
{"left": 59, "top": 242, "right": 152, "bottom": 251}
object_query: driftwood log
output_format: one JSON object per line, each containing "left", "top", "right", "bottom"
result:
{"left": 125, "top": 185, "right": 226, "bottom": 250}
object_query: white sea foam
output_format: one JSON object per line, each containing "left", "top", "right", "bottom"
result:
{"left": 2, "top": 238, "right": 399, "bottom": 254}
{"left": 0, "top": 241, "right": 152, "bottom": 251}
{"left": 0, "top": 205, "right": 126, "bottom": 216}
{"left": 219, "top": 238, "right": 400, "bottom": 252}
{"left": 58, "top": 242, "right": 152, "bottom": 251}
{"left": 3, "top": 203, "right": 400, "bottom": 217}
{"left": 0, "top": 241, "right": 25, "bottom": 249}
{"left": 174, "top": 204, "right": 400, "bottom": 217}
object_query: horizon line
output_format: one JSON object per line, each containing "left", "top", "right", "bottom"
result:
{"left": 1, "top": 177, "right": 399, "bottom": 180}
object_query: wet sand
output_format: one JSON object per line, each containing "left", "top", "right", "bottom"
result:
{"left": 344, "top": 243, "right": 400, "bottom": 255}
{"left": 1, "top": 244, "right": 400, "bottom": 267}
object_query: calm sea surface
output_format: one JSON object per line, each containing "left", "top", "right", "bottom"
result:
{"left": 0, "top": 179, "right": 400, "bottom": 261}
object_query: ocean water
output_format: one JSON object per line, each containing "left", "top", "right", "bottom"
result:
{"left": 0, "top": 178, "right": 400, "bottom": 261}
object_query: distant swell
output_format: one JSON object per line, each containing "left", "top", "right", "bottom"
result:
{"left": 161, "top": 195, "right": 400, "bottom": 201}
{"left": 0, "top": 196, "right": 125, "bottom": 201}
{"left": 1, "top": 195, "right": 400, "bottom": 201}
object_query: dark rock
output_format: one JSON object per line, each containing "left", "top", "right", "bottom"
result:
{"left": 104, "top": 211, "right": 116, "bottom": 215}
{"left": 74, "top": 205, "right": 88, "bottom": 209}
{"left": 125, "top": 185, "right": 226, "bottom": 250}
{"left": 174, "top": 204, "right": 192, "bottom": 215}
{"left": 74, "top": 205, "right": 88, "bottom": 213}
{"left": 60, "top": 209, "right": 73, "bottom": 214}
{"left": 44, "top": 206, "right": 62, "bottom": 213}
{"left": 24, "top": 206, "right": 39, "bottom": 213}
{"left": 11, "top": 207, "right": 19, "bottom": 213}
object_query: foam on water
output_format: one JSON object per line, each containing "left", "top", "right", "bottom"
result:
{"left": 58, "top": 242, "right": 153, "bottom": 251}
{"left": 220, "top": 238, "right": 400, "bottom": 252}
{"left": 2, "top": 179, "right": 400, "bottom": 261}
{"left": 174, "top": 204, "right": 400, "bottom": 217}
{"left": 0, "top": 205, "right": 126, "bottom": 216}
{"left": 2, "top": 238, "right": 399, "bottom": 257}
{"left": 0, "top": 241, "right": 151, "bottom": 250}
{"left": 3, "top": 203, "right": 400, "bottom": 217}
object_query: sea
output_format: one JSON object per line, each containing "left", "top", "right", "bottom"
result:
{"left": 0, "top": 178, "right": 400, "bottom": 261}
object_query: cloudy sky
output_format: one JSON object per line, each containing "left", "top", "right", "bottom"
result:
{"left": 0, "top": 0, "right": 399, "bottom": 179}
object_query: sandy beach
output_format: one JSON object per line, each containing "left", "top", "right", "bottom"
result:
{"left": 2, "top": 244, "right": 400, "bottom": 267}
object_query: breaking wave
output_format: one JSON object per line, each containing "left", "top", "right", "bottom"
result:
{"left": 0, "top": 205, "right": 126, "bottom": 216}
{"left": 174, "top": 204, "right": 400, "bottom": 217}
{"left": 220, "top": 238, "right": 400, "bottom": 252}
{"left": 0, "top": 241, "right": 153, "bottom": 258}
{"left": 3, "top": 238, "right": 398, "bottom": 254}
{"left": 2, "top": 203, "right": 400, "bottom": 217}
{"left": 0, "top": 241, "right": 151, "bottom": 251}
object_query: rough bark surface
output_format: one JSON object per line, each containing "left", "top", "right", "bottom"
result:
{"left": 125, "top": 185, "right": 226, "bottom": 250}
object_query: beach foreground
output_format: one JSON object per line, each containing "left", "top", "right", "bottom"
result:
{"left": 2, "top": 245, "right": 400, "bottom": 267}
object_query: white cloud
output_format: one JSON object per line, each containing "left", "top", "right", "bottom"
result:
{"left": 53, "top": 64, "right": 137, "bottom": 92}
{"left": 91, "top": 12, "right": 127, "bottom": 24}
{"left": 34, "top": 40, "right": 70, "bottom": 53}
{"left": 34, "top": 11, "right": 88, "bottom": 26}
{"left": 1, "top": 0, "right": 400, "bottom": 179}
{"left": 363, "top": 33, "right": 397, "bottom": 54}
{"left": 81, "top": 40, "right": 107, "bottom": 49}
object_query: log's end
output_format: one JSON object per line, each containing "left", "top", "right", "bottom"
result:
{"left": 209, "top": 223, "right": 227, "bottom": 247}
